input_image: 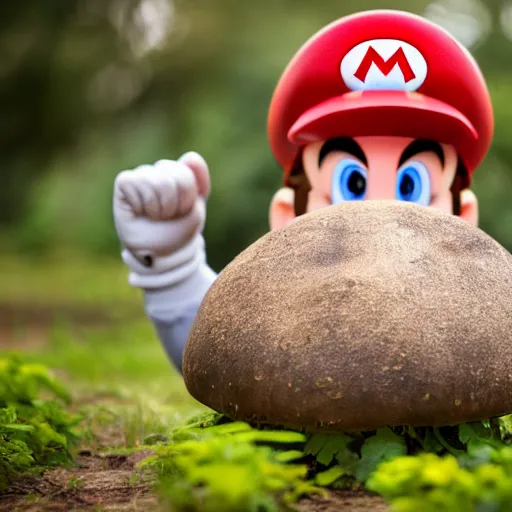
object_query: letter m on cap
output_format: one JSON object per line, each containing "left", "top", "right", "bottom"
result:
{"left": 354, "top": 46, "right": 416, "bottom": 83}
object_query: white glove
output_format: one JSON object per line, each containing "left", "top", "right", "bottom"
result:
{"left": 113, "top": 152, "right": 211, "bottom": 289}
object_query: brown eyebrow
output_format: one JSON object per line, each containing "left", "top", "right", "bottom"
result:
{"left": 398, "top": 140, "right": 445, "bottom": 168}
{"left": 318, "top": 137, "right": 368, "bottom": 168}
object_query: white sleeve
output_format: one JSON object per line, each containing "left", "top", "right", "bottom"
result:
{"left": 143, "top": 262, "right": 217, "bottom": 372}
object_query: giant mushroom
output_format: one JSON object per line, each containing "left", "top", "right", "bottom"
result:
{"left": 183, "top": 201, "right": 512, "bottom": 431}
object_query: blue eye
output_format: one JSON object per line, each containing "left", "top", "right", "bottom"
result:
{"left": 331, "top": 159, "right": 367, "bottom": 204}
{"left": 396, "top": 162, "right": 431, "bottom": 206}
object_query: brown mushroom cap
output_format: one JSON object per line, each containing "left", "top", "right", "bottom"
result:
{"left": 183, "top": 201, "right": 512, "bottom": 431}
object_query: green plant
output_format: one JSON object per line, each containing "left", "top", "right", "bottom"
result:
{"left": 0, "top": 355, "right": 81, "bottom": 489}
{"left": 303, "top": 418, "right": 512, "bottom": 487}
{"left": 139, "top": 417, "right": 324, "bottom": 512}
{"left": 367, "top": 442, "right": 512, "bottom": 511}
{"left": 304, "top": 428, "right": 408, "bottom": 484}
{"left": 136, "top": 410, "right": 512, "bottom": 511}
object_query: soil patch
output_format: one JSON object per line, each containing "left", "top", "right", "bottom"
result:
{"left": 1, "top": 453, "right": 388, "bottom": 512}
{"left": 0, "top": 449, "right": 389, "bottom": 511}
{"left": 0, "top": 451, "right": 158, "bottom": 512}
{"left": 0, "top": 302, "right": 143, "bottom": 328}
{"left": 0, "top": 302, "right": 142, "bottom": 351}
{"left": 297, "top": 490, "right": 388, "bottom": 512}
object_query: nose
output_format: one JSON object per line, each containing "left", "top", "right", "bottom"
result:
{"left": 365, "top": 170, "right": 396, "bottom": 200}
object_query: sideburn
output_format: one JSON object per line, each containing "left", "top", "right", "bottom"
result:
{"left": 286, "top": 150, "right": 465, "bottom": 217}
{"left": 286, "top": 151, "right": 311, "bottom": 217}
{"left": 450, "top": 159, "right": 468, "bottom": 217}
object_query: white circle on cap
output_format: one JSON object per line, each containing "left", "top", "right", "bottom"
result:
{"left": 341, "top": 39, "right": 428, "bottom": 92}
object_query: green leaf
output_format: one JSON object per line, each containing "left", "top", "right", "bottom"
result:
{"left": 356, "top": 428, "right": 407, "bottom": 482}
{"left": 315, "top": 466, "right": 345, "bottom": 487}
{"left": 233, "top": 430, "right": 307, "bottom": 445}
{"left": 3, "top": 424, "right": 35, "bottom": 432}
{"left": 433, "top": 428, "right": 465, "bottom": 456}
{"left": 304, "top": 435, "right": 328, "bottom": 457}
{"left": 497, "top": 415, "right": 512, "bottom": 440}
{"left": 305, "top": 434, "right": 353, "bottom": 466}
{"left": 459, "top": 422, "right": 492, "bottom": 445}
{"left": 457, "top": 440, "right": 496, "bottom": 469}
{"left": 335, "top": 446, "right": 360, "bottom": 475}
{"left": 144, "top": 422, "right": 316, "bottom": 512}
{"left": 0, "top": 356, "right": 79, "bottom": 490}
{"left": 459, "top": 424, "right": 477, "bottom": 445}
{"left": 143, "top": 433, "right": 168, "bottom": 445}
{"left": 315, "top": 437, "right": 340, "bottom": 466}
{"left": 197, "top": 421, "right": 252, "bottom": 436}
{"left": 274, "top": 450, "right": 305, "bottom": 463}
{"left": 19, "top": 363, "right": 71, "bottom": 404}
{"left": 424, "top": 430, "right": 444, "bottom": 453}
{"left": 185, "top": 412, "right": 226, "bottom": 428}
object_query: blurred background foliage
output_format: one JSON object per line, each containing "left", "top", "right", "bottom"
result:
{"left": 1, "top": 0, "right": 511, "bottom": 273}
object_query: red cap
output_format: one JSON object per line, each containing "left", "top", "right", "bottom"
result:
{"left": 267, "top": 10, "right": 494, "bottom": 187}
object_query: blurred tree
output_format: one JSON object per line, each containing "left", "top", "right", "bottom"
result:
{"left": 2, "top": 0, "right": 512, "bottom": 271}
{"left": 0, "top": 1, "right": 124, "bottom": 222}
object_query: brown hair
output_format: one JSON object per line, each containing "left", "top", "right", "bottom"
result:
{"left": 286, "top": 148, "right": 466, "bottom": 217}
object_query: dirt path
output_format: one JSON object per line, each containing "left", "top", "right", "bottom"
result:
{"left": 0, "top": 303, "right": 149, "bottom": 369}
{"left": 297, "top": 491, "right": 388, "bottom": 512}
{"left": 1, "top": 449, "right": 387, "bottom": 512}
{"left": 0, "top": 452, "right": 157, "bottom": 512}
{"left": 0, "top": 302, "right": 139, "bottom": 351}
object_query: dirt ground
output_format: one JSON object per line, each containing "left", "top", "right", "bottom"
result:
{"left": 1, "top": 452, "right": 387, "bottom": 512}
{"left": 0, "top": 301, "right": 135, "bottom": 350}
{"left": 0, "top": 453, "right": 388, "bottom": 512}
{"left": 0, "top": 304, "right": 389, "bottom": 511}
{"left": 0, "top": 451, "right": 157, "bottom": 512}
{"left": 297, "top": 492, "right": 387, "bottom": 512}
{"left": 0, "top": 448, "right": 388, "bottom": 512}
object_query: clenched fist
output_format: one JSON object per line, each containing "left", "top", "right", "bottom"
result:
{"left": 113, "top": 152, "right": 211, "bottom": 286}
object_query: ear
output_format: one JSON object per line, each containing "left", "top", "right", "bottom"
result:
{"left": 459, "top": 189, "right": 478, "bottom": 226}
{"left": 269, "top": 187, "right": 296, "bottom": 231}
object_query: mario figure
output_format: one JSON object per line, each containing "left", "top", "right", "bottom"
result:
{"left": 113, "top": 10, "right": 493, "bottom": 372}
